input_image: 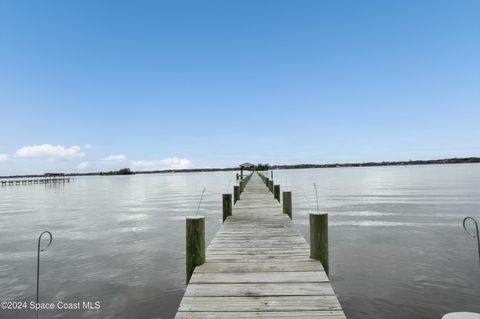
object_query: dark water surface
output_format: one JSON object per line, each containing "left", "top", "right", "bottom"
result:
{"left": 1, "top": 165, "right": 479, "bottom": 318}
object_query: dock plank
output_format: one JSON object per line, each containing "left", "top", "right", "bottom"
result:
{"left": 190, "top": 271, "right": 329, "bottom": 283}
{"left": 175, "top": 311, "right": 347, "bottom": 319}
{"left": 178, "top": 296, "right": 342, "bottom": 311}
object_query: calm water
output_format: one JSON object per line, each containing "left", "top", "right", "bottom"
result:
{"left": 0, "top": 164, "right": 479, "bottom": 319}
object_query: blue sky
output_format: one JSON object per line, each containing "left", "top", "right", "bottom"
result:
{"left": 0, "top": 0, "right": 479, "bottom": 175}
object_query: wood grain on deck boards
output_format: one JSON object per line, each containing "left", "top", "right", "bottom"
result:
{"left": 190, "top": 271, "right": 329, "bottom": 283}
{"left": 184, "top": 282, "right": 336, "bottom": 297}
{"left": 174, "top": 173, "right": 346, "bottom": 319}
{"left": 178, "top": 296, "right": 342, "bottom": 311}
{"left": 193, "top": 261, "right": 323, "bottom": 273}
{"left": 175, "top": 311, "right": 347, "bottom": 319}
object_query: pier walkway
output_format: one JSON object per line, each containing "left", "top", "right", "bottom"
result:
{"left": 1, "top": 177, "right": 73, "bottom": 187}
{"left": 175, "top": 173, "right": 346, "bottom": 318}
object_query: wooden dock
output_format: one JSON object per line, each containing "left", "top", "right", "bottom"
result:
{"left": 175, "top": 173, "right": 346, "bottom": 318}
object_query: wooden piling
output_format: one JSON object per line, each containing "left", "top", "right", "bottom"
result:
{"left": 283, "top": 191, "right": 292, "bottom": 219}
{"left": 233, "top": 185, "right": 240, "bottom": 203}
{"left": 268, "top": 180, "right": 274, "bottom": 193}
{"left": 274, "top": 185, "right": 280, "bottom": 202}
{"left": 309, "top": 213, "right": 329, "bottom": 276}
{"left": 222, "top": 194, "right": 232, "bottom": 222}
{"left": 186, "top": 216, "right": 205, "bottom": 284}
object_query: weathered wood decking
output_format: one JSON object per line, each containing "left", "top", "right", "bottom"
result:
{"left": 175, "top": 173, "right": 346, "bottom": 318}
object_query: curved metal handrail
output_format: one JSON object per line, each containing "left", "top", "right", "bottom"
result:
{"left": 36, "top": 231, "right": 53, "bottom": 318}
{"left": 463, "top": 217, "right": 480, "bottom": 265}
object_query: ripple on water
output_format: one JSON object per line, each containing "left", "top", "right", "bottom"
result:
{"left": 0, "top": 265, "right": 30, "bottom": 298}
{"left": 294, "top": 219, "right": 457, "bottom": 227}
{"left": 331, "top": 220, "right": 457, "bottom": 227}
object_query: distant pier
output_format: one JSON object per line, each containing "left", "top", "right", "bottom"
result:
{"left": 1, "top": 176, "right": 73, "bottom": 187}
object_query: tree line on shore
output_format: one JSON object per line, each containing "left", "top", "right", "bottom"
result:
{"left": 1, "top": 157, "right": 479, "bottom": 179}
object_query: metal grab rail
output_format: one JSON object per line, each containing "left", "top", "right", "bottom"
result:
{"left": 36, "top": 231, "right": 53, "bottom": 318}
{"left": 463, "top": 217, "right": 480, "bottom": 265}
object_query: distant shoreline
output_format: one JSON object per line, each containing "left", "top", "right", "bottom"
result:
{"left": 1, "top": 157, "right": 479, "bottom": 179}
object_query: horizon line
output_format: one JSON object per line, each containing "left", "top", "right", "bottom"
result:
{"left": 1, "top": 156, "right": 479, "bottom": 179}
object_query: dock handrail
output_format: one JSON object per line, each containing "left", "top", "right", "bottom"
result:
{"left": 463, "top": 217, "right": 480, "bottom": 265}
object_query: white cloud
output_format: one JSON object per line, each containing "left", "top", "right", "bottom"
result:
{"left": 15, "top": 144, "right": 85, "bottom": 159}
{"left": 84, "top": 144, "right": 94, "bottom": 150}
{"left": 76, "top": 161, "right": 90, "bottom": 170}
{"left": 0, "top": 154, "right": 10, "bottom": 161}
{"left": 104, "top": 154, "right": 127, "bottom": 162}
{"left": 131, "top": 157, "right": 193, "bottom": 171}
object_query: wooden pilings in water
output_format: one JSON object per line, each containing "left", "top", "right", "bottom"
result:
{"left": 283, "top": 191, "right": 292, "bottom": 219}
{"left": 0, "top": 177, "right": 73, "bottom": 187}
{"left": 258, "top": 172, "right": 328, "bottom": 274}
{"left": 232, "top": 172, "right": 253, "bottom": 205}
{"left": 222, "top": 194, "right": 232, "bottom": 222}
{"left": 187, "top": 172, "right": 253, "bottom": 283}
{"left": 268, "top": 180, "right": 273, "bottom": 193}
{"left": 274, "top": 185, "right": 280, "bottom": 202}
{"left": 258, "top": 173, "right": 271, "bottom": 189}
{"left": 310, "top": 213, "right": 329, "bottom": 276}
{"left": 186, "top": 216, "right": 205, "bottom": 284}
{"left": 233, "top": 186, "right": 240, "bottom": 203}
{"left": 258, "top": 173, "right": 275, "bottom": 195}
